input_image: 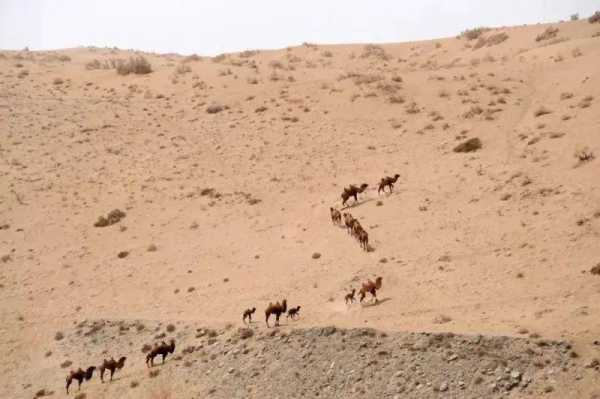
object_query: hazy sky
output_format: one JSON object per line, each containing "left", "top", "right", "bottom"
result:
{"left": 1, "top": 1, "right": 598, "bottom": 55}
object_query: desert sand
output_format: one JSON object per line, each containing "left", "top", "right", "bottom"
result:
{"left": 1, "top": 16, "right": 600, "bottom": 399}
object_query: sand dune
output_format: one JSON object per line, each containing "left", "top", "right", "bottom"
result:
{"left": 1, "top": 17, "right": 600, "bottom": 398}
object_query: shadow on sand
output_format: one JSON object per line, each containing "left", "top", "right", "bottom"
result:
{"left": 360, "top": 297, "right": 391, "bottom": 308}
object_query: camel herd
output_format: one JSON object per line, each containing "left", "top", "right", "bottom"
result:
{"left": 331, "top": 173, "right": 401, "bottom": 251}
{"left": 62, "top": 175, "right": 392, "bottom": 395}
{"left": 65, "top": 340, "right": 174, "bottom": 394}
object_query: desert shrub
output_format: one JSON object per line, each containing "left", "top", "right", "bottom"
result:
{"left": 53, "top": 77, "right": 63, "bottom": 85}
{"left": 461, "top": 27, "right": 489, "bottom": 40}
{"left": 589, "top": 11, "right": 600, "bottom": 23}
{"left": 574, "top": 146, "right": 595, "bottom": 163}
{"left": 360, "top": 44, "right": 390, "bottom": 60}
{"left": 405, "top": 101, "right": 420, "bottom": 114}
{"left": 212, "top": 54, "right": 226, "bottom": 63}
{"left": 206, "top": 104, "right": 226, "bottom": 114}
{"left": 533, "top": 106, "right": 552, "bottom": 117}
{"left": 239, "top": 50, "right": 258, "bottom": 58}
{"left": 389, "top": 96, "right": 405, "bottom": 104}
{"left": 269, "top": 60, "right": 285, "bottom": 69}
{"left": 463, "top": 106, "right": 483, "bottom": 118}
{"left": 536, "top": 26, "right": 559, "bottom": 42}
{"left": 175, "top": 64, "right": 191, "bottom": 74}
{"left": 486, "top": 32, "right": 509, "bottom": 46}
{"left": 571, "top": 13, "right": 579, "bottom": 21}
{"left": 454, "top": 137, "right": 482, "bottom": 153}
{"left": 183, "top": 54, "right": 202, "bottom": 62}
{"left": 560, "top": 92, "right": 573, "bottom": 100}
{"left": 116, "top": 56, "right": 152, "bottom": 75}
{"left": 473, "top": 32, "right": 508, "bottom": 49}
{"left": 321, "top": 50, "right": 333, "bottom": 57}
{"left": 85, "top": 59, "right": 102, "bottom": 70}
{"left": 572, "top": 47, "right": 582, "bottom": 57}
{"left": 338, "top": 72, "right": 383, "bottom": 86}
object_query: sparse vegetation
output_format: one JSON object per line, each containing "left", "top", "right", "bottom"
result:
{"left": 536, "top": 27, "right": 559, "bottom": 42}
{"left": 589, "top": 11, "right": 600, "bottom": 23}
{"left": 454, "top": 137, "right": 482, "bottom": 153}
{"left": 360, "top": 44, "right": 390, "bottom": 60}
{"left": 175, "top": 63, "right": 191, "bottom": 74}
{"left": 533, "top": 106, "right": 552, "bottom": 117}
{"left": 116, "top": 56, "right": 152, "bottom": 75}
{"left": 574, "top": 146, "right": 595, "bottom": 164}
{"left": 461, "top": 27, "right": 490, "bottom": 40}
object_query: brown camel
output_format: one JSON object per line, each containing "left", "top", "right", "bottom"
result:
{"left": 265, "top": 299, "right": 287, "bottom": 327}
{"left": 351, "top": 219, "right": 363, "bottom": 238}
{"left": 344, "top": 288, "right": 356, "bottom": 304}
{"left": 242, "top": 307, "right": 256, "bottom": 323}
{"left": 341, "top": 183, "right": 368, "bottom": 206}
{"left": 359, "top": 277, "right": 383, "bottom": 303}
{"left": 99, "top": 356, "right": 126, "bottom": 382}
{"left": 378, "top": 174, "right": 400, "bottom": 194}
{"left": 357, "top": 228, "right": 369, "bottom": 251}
{"left": 330, "top": 207, "right": 342, "bottom": 224}
{"left": 66, "top": 366, "right": 96, "bottom": 394}
{"left": 145, "top": 339, "right": 176, "bottom": 367}
{"left": 343, "top": 213, "right": 355, "bottom": 235}
{"left": 287, "top": 305, "right": 301, "bottom": 320}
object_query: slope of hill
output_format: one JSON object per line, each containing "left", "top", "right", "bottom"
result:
{"left": 1, "top": 18, "right": 600, "bottom": 398}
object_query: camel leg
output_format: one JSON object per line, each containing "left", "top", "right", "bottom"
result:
{"left": 78, "top": 380, "right": 82, "bottom": 391}
{"left": 162, "top": 353, "right": 166, "bottom": 364}
{"left": 110, "top": 368, "right": 114, "bottom": 381}
{"left": 266, "top": 313, "right": 270, "bottom": 328}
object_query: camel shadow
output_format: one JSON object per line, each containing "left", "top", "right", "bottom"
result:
{"left": 360, "top": 297, "right": 391, "bottom": 308}
{"left": 341, "top": 198, "right": 375, "bottom": 211}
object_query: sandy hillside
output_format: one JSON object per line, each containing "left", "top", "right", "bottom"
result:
{"left": 1, "top": 16, "right": 600, "bottom": 399}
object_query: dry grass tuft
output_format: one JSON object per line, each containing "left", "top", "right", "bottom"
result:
{"left": 533, "top": 106, "right": 552, "bottom": 117}
{"left": 175, "top": 64, "right": 191, "bottom": 74}
{"left": 536, "top": 27, "right": 559, "bottom": 42}
{"left": 360, "top": 44, "right": 390, "bottom": 61}
{"left": 116, "top": 56, "right": 152, "bottom": 75}
{"left": 461, "top": 27, "right": 490, "bottom": 40}
{"left": 574, "top": 146, "right": 595, "bottom": 164}
{"left": 473, "top": 32, "right": 509, "bottom": 49}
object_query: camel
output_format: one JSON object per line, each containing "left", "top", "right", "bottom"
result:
{"left": 378, "top": 174, "right": 400, "bottom": 194}
{"left": 242, "top": 307, "right": 256, "bottom": 323}
{"left": 265, "top": 299, "right": 287, "bottom": 327}
{"left": 359, "top": 277, "right": 383, "bottom": 303}
{"left": 357, "top": 228, "right": 369, "bottom": 251}
{"left": 99, "top": 356, "right": 126, "bottom": 382}
{"left": 343, "top": 213, "right": 356, "bottom": 235}
{"left": 66, "top": 366, "right": 96, "bottom": 394}
{"left": 287, "top": 306, "right": 301, "bottom": 320}
{"left": 351, "top": 219, "right": 363, "bottom": 238}
{"left": 344, "top": 288, "right": 356, "bottom": 304}
{"left": 330, "top": 207, "right": 341, "bottom": 224}
{"left": 145, "top": 339, "right": 176, "bottom": 367}
{"left": 341, "top": 183, "right": 368, "bottom": 206}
